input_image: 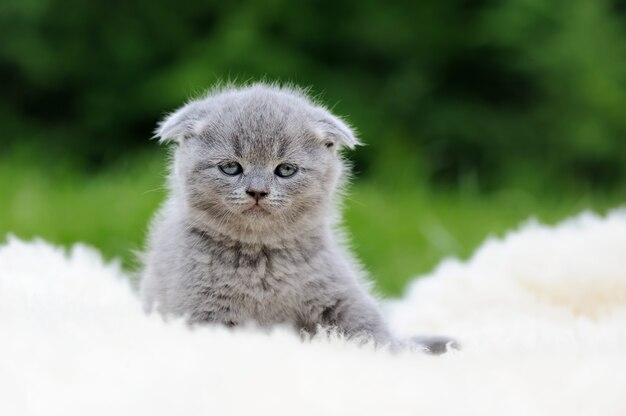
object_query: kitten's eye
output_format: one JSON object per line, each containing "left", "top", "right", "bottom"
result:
{"left": 219, "top": 161, "right": 243, "bottom": 176}
{"left": 274, "top": 163, "right": 298, "bottom": 178}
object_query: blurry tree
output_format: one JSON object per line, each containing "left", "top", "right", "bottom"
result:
{"left": 1, "top": 0, "right": 625, "bottom": 190}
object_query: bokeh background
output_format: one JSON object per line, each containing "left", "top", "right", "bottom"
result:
{"left": 2, "top": 0, "right": 625, "bottom": 295}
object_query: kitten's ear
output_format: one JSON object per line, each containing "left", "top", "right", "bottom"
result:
{"left": 154, "top": 101, "right": 204, "bottom": 143}
{"left": 314, "top": 110, "right": 361, "bottom": 150}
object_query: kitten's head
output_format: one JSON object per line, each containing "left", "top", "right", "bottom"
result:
{"left": 156, "top": 84, "right": 360, "bottom": 244}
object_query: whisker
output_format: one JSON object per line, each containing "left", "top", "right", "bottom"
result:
{"left": 142, "top": 185, "right": 169, "bottom": 195}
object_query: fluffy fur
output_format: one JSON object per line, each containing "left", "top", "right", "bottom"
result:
{"left": 141, "top": 84, "right": 394, "bottom": 344}
{"left": 2, "top": 209, "right": 626, "bottom": 415}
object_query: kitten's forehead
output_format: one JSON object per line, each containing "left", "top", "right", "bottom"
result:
{"left": 202, "top": 91, "right": 319, "bottom": 160}
{"left": 161, "top": 83, "right": 359, "bottom": 152}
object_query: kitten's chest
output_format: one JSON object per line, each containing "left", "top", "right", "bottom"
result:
{"left": 189, "top": 239, "right": 326, "bottom": 319}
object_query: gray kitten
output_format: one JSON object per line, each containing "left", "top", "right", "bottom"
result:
{"left": 140, "top": 83, "right": 454, "bottom": 353}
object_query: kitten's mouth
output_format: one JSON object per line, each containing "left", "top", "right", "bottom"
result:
{"left": 242, "top": 203, "right": 270, "bottom": 215}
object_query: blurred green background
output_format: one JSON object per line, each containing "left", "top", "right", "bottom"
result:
{"left": 1, "top": 0, "right": 625, "bottom": 295}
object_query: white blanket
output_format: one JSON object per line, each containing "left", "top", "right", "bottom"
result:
{"left": 2, "top": 210, "right": 625, "bottom": 415}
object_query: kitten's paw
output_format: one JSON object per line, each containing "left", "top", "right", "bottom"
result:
{"left": 407, "top": 335, "right": 460, "bottom": 355}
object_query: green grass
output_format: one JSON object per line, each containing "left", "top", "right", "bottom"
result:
{"left": 343, "top": 184, "right": 621, "bottom": 295}
{"left": 1, "top": 149, "right": 623, "bottom": 295}
{"left": 0, "top": 150, "right": 168, "bottom": 272}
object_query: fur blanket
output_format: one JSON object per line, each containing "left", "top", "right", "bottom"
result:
{"left": 1, "top": 210, "right": 625, "bottom": 415}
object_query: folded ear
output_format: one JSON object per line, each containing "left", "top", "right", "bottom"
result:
{"left": 154, "top": 101, "right": 205, "bottom": 143}
{"left": 314, "top": 110, "right": 361, "bottom": 149}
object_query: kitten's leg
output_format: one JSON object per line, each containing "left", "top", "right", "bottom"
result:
{"left": 321, "top": 291, "right": 394, "bottom": 346}
{"left": 185, "top": 296, "right": 240, "bottom": 328}
{"left": 320, "top": 291, "right": 459, "bottom": 354}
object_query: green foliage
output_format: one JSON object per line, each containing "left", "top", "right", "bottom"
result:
{"left": 2, "top": 0, "right": 626, "bottom": 189}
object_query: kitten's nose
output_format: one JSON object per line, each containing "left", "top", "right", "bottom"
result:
{"left": 246, "top": 189, "right": 269, "bottom": 201}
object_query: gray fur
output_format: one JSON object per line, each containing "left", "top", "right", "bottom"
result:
{"left": 140, "top": 83, "right": 454, "bottom": 351}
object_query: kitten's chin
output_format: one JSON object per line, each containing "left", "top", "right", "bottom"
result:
{"left": 188, "top": 202, "right": 324, "bottom": 245}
